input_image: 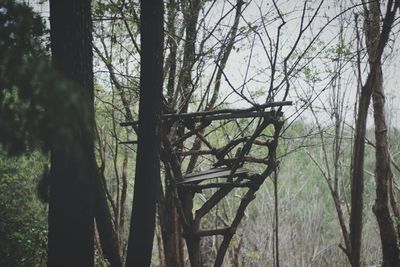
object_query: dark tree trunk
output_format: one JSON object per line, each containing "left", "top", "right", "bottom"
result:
{"left": 160, "top": 2, "right": 186, "bottom": 264}
{"left": 125, "top": 0, "right": 164, "bottom": 266}
{"left": 349, "top": 62, "right": 369, "bottom": 267}
{"left": 159, "top": 170, "right": 185, "bottom": 267}
{"left": 48, "top": 0, "right": 95, "bottom": 266}
{"left": 94, "top": 172, "right": 123, "bottom": 267}
{"left": 174, "top": 2, "right": 202, "bottom": 266}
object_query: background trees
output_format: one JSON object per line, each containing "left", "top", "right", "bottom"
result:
{"left": 1, "top": 0, "right": 400, "bottom": 266}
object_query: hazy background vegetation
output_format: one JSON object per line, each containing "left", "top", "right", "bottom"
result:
{"left": 1, "top": 0, "right": 400, "bottom": 266}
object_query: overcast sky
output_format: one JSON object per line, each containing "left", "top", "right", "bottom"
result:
{"left": 31, "top": 0, "right": 400, "bottom": 129}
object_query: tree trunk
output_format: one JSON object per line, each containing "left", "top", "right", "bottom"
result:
{"left": 125, "top": 0, "right": 164, "bottom": 266}
{"left": 168, "top": 1, "right": 202, "bottom": 266}
{"left": 349, "top": 73, "right": 370, "bottom": 267}
{"left": 372, "top": 64, "right": 400, "bottom": 265}
{"left": 159, "top": 170, "right": 185, "bottom": 267}
{"left": 368, "top": 1, "right": 400, "bottom": 265}
{"left": 159, "top": 1, "right": 186, "bottom": 265}
{"left": 349, "top": 1, "right": 400, "bottom": 266}
{"left": 94, "top": 171, "right": 123, "bottom": 267}
{"left": 48, "top": 1, "right": 95, "bottom": 266}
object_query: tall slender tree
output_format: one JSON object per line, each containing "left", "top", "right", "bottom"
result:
{"left": 349, "top": 1, "right": 399, "bottom": 266}
{"left": 125, "top": 0, "right": 164, "bottom": 266}
{"left": 48, "top": 1, "right": 95, "bottom": 266}
{"left": 368, "top": 1, "right": 400, "bottom": 266}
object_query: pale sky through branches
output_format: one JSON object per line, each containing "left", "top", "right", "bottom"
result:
{"left": 32, "top": 0, "right": 400, "bottom": 127}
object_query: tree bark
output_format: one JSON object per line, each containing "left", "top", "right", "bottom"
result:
{"left": 372, "top": 64, "right": 400, "bottom": 265}
{"left": 159, "top": 1, "right": 186, "bottom": 265}
{"left": 159, "top": 170, "right": 185, "bottom": 267}
{"left": 349, "top": 1, "right": 400, "bottom": 266}
{"left": 125, "top": 0, "right": 164, "bottom": 266}
{"left": 94, "top": 171, "right": 123, "bottom": 267}
{"left": 48, "top": 1, "right": 95, "bottom": 266}
{"left": 349, "top": 69, "right": 369, "bottom": 267}
{"left": 168, "top": 1, "right": 202, "bottom": 266}
{"left": 368, "top": 1, "right": 400, "bottom": 265}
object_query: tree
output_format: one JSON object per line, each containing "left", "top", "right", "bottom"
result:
{"left": 349, "top": 1, "right": 399, "bottom": 266}
{"left": 125, "top": 0, "right": 164, "bottom": 266}
{"left": 0, "top": 0, "right": 50, "bottom": 155}
{"left": 367, "top": 1, "right": 400, "bottom": 266}
{"left": 48, "top": 1, "right": 96, "bottom": 266}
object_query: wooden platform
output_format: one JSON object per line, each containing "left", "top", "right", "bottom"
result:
{"left": 178, "top": 167, "right": 249, "bottom": 184}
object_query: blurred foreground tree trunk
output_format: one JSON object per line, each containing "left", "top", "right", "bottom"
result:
{"left": 125, "top": 0, "right": 164, "bottom": 266}
{"left": 48, "top": 1, "right": 122, "bottom": 266}
{"left": 48, "top": 0, "right": 95, "bottom": 266}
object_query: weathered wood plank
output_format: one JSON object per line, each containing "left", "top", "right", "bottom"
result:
{"left": 121, "top": 111, "right": 279, "bottom": 126}
{"left": 163, "top": 101, "right": 291, "bottom": 119}
{"left": 180, "top": 181, "right": 254, "bottom": 190}
{"left": 120, "top": 101, "right": 290, "bottom": 127}
{"left": 178, "top": 167, "right": 249, "bottom": 184}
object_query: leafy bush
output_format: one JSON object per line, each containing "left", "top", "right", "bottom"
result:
{"left": 0, "top": 151, "right": 48, "bottom": 266}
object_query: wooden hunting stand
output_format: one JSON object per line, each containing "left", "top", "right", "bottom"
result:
{"left": 121, "top": 100, "right": 291, "bottom": 266}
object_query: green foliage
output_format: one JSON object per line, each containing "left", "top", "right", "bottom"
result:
{"left": 0, "top": 0, "right": 48, "bottom": 154}
{"left": 0, "top": 151, "right": 48, "bottom": 266}
{"left": 325, "top": 41, "right": 352, "bottom": 60}
{"left": 95, "top": 251, "right": 110, "bottom": 267}
{"left": 302, "top": 65, "right": 321, "bottom": 82}
{"left": 0, "top": 0, "right": 93, "bottom": 156}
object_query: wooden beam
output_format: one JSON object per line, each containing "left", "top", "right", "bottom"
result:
{"left": 179, "top": 181, "right": 255, "bottom": 191}
{"left": 163, "top": 101, "right": 292, "bottom": 119}
{"left": 120, "top": 101, "right": 290, "bottom": 127}
{"left": 119, "top": 140, "right": 138, "bottom": 145}
{"left": 120, "top": 121, "right": 139, "bottom": 127}
{"left": 194, "top": 227, "right": 231, "bottom": 237}
{"left": 178, "top": 167, "right": 249, "bottom": 184}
